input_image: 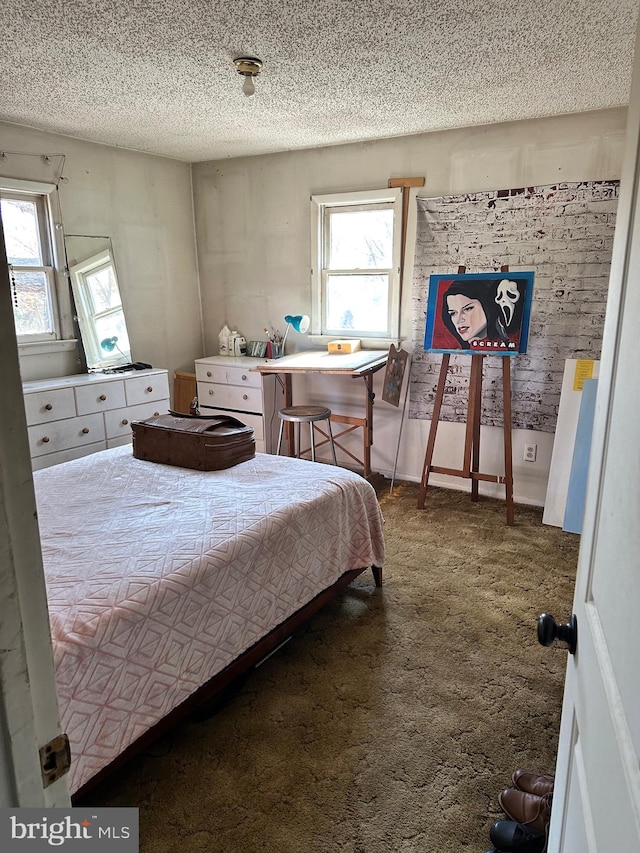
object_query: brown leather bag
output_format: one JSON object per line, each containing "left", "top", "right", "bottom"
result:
{"left": 131, "top": 414, "right": 255, "bottom": 471}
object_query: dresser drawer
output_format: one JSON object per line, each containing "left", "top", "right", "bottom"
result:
{"left": 224, "top": 365, "right": 261, "bottom": 388}
{"left": 196, "top": 363, "right": 261, "bottom": 388}
{"left": 107, "top": 435, "right": 135, "bottom": 449}
{"left": 31, "top": 441, "right": 106, "bottom": 471}
{"left": 196, "top": 363, "right": 227, "bottom": 385}
{"left": 124, "top": 373, "right": 170, "bottom": 406}
{"left": 198, "top": 382, "right": 262, "bottom": 413}
{"left": 105, "top": 400, "right": 169, "bottom": 441}
{"left": 28, "top": 413, "right": 106, "bottom": 458}
{"left": 24, "top": 387, "right": 76, "bottom": 425}
{"left": 75, "top": 379, "right": 126, "bottom": 415}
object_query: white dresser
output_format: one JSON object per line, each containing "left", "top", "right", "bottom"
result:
{"left": 194, "top": 356, "right": 278, "bottom": 454}
{"left": 23, "top": 369, "right": 170, "bottom": 470}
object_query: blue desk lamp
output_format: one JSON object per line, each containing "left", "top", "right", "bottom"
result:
{"left": 282, "top": 314, "right": 310, "bottom": 354}
{"left": 100, "top": 336, "right": 127, "bottom": 359}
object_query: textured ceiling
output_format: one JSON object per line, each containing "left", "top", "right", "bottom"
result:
{"left": 0, "top": 0, "right": 637, "bottom": 163}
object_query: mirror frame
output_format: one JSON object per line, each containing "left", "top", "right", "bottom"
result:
{"left": 64, "top": 234, "right": 132, "bottom": 370}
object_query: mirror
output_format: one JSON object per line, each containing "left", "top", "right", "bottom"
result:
{"left": 64, "top": 235, "right": 132, "bottom": 370}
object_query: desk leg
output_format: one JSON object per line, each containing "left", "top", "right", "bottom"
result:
{"left": 283, "top": 374, "right": 295, "bottom": 457}
{"left": 363, "top": 373, "right": 374, "bottom": 478}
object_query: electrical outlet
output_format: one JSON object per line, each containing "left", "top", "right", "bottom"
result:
{"left": 524, "top": 443, "right": 537, "bottom": 463}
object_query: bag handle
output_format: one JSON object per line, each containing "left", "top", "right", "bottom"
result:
{"left": 168, "top": 411, "right": 249, "bottom": 430}
{"left": 169, "top": 410, "right": 244, "bottom": 424}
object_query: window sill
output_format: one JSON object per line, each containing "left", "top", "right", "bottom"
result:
{"left": 18, "top": 339, "right": 78, "bottom": 357}
{"left": 308, "top": 335, "right": 402, "bottom": 350}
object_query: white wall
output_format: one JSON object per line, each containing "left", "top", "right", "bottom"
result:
{"left": 1, "top": 112, "right": 625, "bottom": 504}
{"left": 192, "top": 108, "right": 627, "bottom": 505}
{"left": 0, "top": 122, "right": 203, "bottom": 391}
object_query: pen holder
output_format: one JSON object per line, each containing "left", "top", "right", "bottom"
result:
{"left": 271, "top": 343, "right": 283, "bottom": 358}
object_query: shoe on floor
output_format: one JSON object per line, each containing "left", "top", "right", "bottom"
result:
{"left": 512, "top": 768, "right": 555, "bottom": 797}
{"left": 490, "top": 819, "right": 546, "bottom": 853}
{"left": 498, "top": 788, "right": 552, "bottom": 835}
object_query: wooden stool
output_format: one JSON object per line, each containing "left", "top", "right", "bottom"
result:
{"left": 276, "top": 406, "right": 338, "bottom": 464}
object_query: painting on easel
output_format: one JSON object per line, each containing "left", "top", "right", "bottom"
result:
{"left": 424, "top": 271, "right": 534, "bottom": 356}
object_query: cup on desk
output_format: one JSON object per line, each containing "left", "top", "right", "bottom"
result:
{"left": 271, "top": 343, "right": 283, "bottom": 358}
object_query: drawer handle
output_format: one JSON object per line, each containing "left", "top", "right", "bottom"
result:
{"left": 99, "top": 394, "right": 107, "bottom": 401}
{"left": 241, "top": 374, "right": 248, "bottom": 381}
{"left": 154, "top": 411, "right": 160, "bottom": 416}
{"left": 209, "top": 389, "right": 214, "bottom": 395}
{"left": 243, "top": 394, "right": 248, "bottom": 400}
{"left": 82, "top": 427, "right": 90, "bottom": 434}
{"left": 207, "top": 371, "right": 212, "bottom": 377}
{"left": 44, "top": 403, "right": 53, "bottom": 411}
{"left": 146, "top": 386, "right": 153, "bottom": 393}
{"left": 42, "top": 436, "right": 50, "bottom": 443}
{"left": 121, "top": 418, "right": 129, "bottom": 426}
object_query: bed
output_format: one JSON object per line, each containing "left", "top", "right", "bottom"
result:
{"left": 33, "top": 446, "right": 385, "bottom": 797}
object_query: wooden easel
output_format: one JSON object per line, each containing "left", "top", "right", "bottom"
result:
{"left": 417, "top": 264, "right": 515, "bottom": 525}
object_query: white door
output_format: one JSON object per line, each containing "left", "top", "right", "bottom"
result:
{"left": 0, "top": 210, "right": 70, "bottom": 806}
{"left": 546, "top": 26, "right": 640, "bottom": 853}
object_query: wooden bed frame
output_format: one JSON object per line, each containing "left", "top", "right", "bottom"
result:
{"left": 72, "top": 564, "right": 382, "bottom": 801}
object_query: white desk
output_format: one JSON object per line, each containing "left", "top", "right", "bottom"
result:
{"left": 256, "top": 349, "right": 388, "bottom": 477}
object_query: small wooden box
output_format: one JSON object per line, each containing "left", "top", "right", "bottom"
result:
{"left": 327, "top": 339, "right": 361, "bottom": 354}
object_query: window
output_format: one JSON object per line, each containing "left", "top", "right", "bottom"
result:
{"left": 69, "top": 249, "right": 130, "bottom": 369}
{"left": 1, "top": 188, "right": 60, "bottom": 341}
{"left": 311, "top": 188, "right": 402, "bottom": 340}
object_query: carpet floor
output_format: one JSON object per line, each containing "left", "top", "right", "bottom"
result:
{"left": 79, "top": 481, "right": 578, "bottom": 852}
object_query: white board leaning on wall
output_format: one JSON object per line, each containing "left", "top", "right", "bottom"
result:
{"left": 543, "top": 358, "right": 600, "bottom": 528}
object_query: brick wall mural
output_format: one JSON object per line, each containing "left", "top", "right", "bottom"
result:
{"left": 410, "top": 181, "right": 619, "bottom": 432}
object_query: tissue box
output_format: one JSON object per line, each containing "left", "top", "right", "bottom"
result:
{"left": 327, "top": 339, "right": 361, "bottom": 354}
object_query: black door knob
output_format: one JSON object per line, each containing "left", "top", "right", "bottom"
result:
{"left": 537, "top": 613, "right": 577, "bottom": 655}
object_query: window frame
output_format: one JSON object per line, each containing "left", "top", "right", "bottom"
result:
{"left": 0, "top": 178, "right": 70, "bottom": 346}
{"left": 310, "top": 187, "right": 403, "bottom": 343}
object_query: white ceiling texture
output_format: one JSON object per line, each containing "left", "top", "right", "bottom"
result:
{"left": 0, "top": 0, "right": 637, "bottom": 163}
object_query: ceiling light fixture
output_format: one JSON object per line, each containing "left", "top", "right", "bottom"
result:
{"left": 233, "top": 56, "right": 263, "bottom": 97}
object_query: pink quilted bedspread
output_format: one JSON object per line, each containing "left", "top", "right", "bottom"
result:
{"left": 34, "top": 447, "right": 385, "bottom": 793}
